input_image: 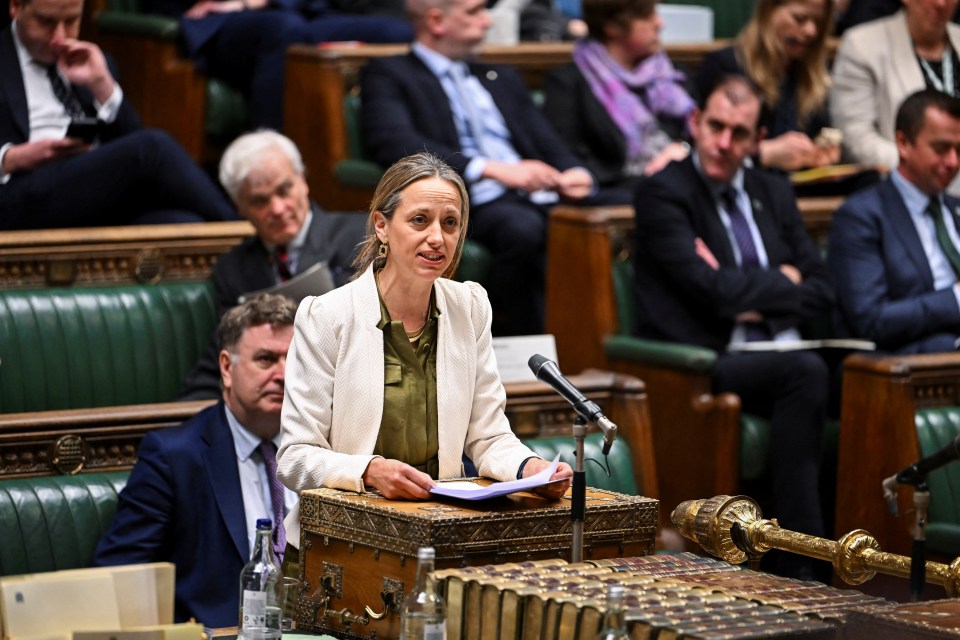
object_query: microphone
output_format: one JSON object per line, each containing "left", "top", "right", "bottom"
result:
{"left": 893, "top": 434, "right": 960, "bottom": 485}
{"left": 528, "top": 354, "right": 618, "bottom": 455}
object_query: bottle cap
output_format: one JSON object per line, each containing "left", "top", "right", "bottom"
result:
{"left": 255, "top": 518, "right": 273, "bottom": 529}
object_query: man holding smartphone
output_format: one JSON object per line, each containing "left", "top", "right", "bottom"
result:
{"left": 0, "top": 0, "right": 236, "bottom": 229}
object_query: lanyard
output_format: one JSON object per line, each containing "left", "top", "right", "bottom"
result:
{"left": 919, "top": 49, "right": 956, "bottom": 96}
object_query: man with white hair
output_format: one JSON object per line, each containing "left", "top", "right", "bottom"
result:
{"left": 179, "top": 130, "right": 365, "bottom": 399}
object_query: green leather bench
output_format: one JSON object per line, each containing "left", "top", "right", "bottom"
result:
{"left": 0, "top": 472, "right": 129, "bottom": 576}
{"left": 524, "top": 432, "right": 639, "bottom": 495}
{"left": 915, "top": 407, "right": 960, "bottom": 557}
{"left": 0, "top": 282, "right": 215, "bottom": 413}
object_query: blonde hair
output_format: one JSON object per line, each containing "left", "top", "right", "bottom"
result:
{"left": 736, "top": 0, "right": 833, "bottom": 127}
{"left": 352, "top": 152, "right": 470, "bottom": 280}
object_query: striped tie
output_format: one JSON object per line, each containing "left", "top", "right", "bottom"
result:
{"left": 927, "top": 197, "right": 960, "bottom": 279}
{"left": 722, "top": 188, "right": 770, "bottom": 341}
{"left": 46, "top": 65, "right": 85, "bottom": 119}
{"left": 258, "top": 440, "right": 286, "bottom": 561}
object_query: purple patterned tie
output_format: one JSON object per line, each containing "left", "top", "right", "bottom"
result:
{"left": 258, "top": 440, "right": 286, "bottom": 561}
{"left": 721, "top": 188, "right": 770, "bottom": 341}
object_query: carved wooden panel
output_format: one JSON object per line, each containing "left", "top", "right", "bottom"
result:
{"left": 0, "top": 221, "right": 254, "bottom": 288}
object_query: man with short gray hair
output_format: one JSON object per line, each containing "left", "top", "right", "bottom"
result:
{"left": 95, "top": 293, "right": 298, "bottom": 627}
{"left": 179, "top": 130, "right": 365, "bottom": 399}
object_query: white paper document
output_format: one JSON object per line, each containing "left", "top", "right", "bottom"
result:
{"left": 429, "top": 454, "right": 562, "bottom": 500}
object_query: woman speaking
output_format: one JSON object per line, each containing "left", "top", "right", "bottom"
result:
{"left": 277, "top": 152, "right": 573, "bottom": 554}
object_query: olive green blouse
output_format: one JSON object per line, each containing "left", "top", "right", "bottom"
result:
{"left": 373, "top": 284, "right": 442, "bottom": 479}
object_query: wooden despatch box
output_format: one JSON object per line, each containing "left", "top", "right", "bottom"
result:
{"left": 295, "top": 485, "right": 657, "bottom": 639}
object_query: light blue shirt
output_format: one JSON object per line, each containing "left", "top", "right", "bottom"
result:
{"left": 223, "top": 404, "right": 298, "bottom": 557}
{"left": 693, "top": 154, "right": 801, "bottom": 346}
{"left": 412, "top": 43, "right": 545, "bottom": 206}
{"left": 890, "top": 170, "right": 960, "bottom": 311}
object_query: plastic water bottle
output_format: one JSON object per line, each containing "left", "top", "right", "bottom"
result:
{"left": 594, "top": 584, "right": 629, "bottom": 640}
{"left": 400, "top": 547, "right": 446, "bottom": 640}
{"left": 238, "top": 519, "right": 283, "bottom": 640}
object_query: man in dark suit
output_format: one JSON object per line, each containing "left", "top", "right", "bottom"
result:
{"left": 95, "top": 293, "right": 298, "bottom": 627}
{"left": 1, "top": 0, "right": 235, "bottom": 229}
{"left": 179, "top": 130, "right": 365, "bottom": 400}
{"left": 150, "top": 0, "right": 412, "bottom": 130}
{"left": 632, "top": 75, "right": 835, "bottom": 578}
{"left": 830, "top": 89, "right": 960, "bottom": 354}
{"left": 360, "top": 0, "right": 595, "bottom": 336}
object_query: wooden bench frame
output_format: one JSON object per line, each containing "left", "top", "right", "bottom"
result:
{"left": 836, "top": 353, "right": 960, "bottom": 556}
{"left": 0, "top": 221, "right": 254, "bottom": 289}
{"left": 0, "top": 373, "right": 657, "bottom": 506}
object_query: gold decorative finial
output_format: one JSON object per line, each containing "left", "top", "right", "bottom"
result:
{"left": 672, "top": 495, "right": 960, "bottom": 596}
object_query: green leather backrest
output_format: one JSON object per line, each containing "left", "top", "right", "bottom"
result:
{"left": 107, "top": 0, "right": 144, "bottom": 13}
{"left": 611, "top": 256, "right": 636, "bottom": 337}
{"left": 0, "top": 472, "right": 129, "bottom": 577}
{"left": 345, "top": 92, "right": 368, "bottom": 163}
{"left": 523, "top": 432, "right": 639, "bottom": 495}
{"left": 0, "top": 282, "right": 216, "bottom": 413}
{"left": 915, "top": 407, "right": 960, "bottom": 556}
{"left": 205, "top": 80, "right": 250, "bottom": 139}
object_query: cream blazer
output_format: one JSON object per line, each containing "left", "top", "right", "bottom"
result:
{"left": 277, "top": 265, "right": 536, "bottom": 546}
{"left": 830, "top": 10, "right": 960, "bottom": 173}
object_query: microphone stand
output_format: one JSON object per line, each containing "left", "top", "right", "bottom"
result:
{"left": 909, "top": 479, "right": 930, "bottom": 602}
{"left": 570, "top": 416, "right": 587, "bottom": 563}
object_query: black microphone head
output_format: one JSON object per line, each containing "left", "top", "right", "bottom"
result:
{"left": 528, "top": 353, "right": 550, "bottom": 376}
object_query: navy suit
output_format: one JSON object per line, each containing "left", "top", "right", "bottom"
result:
{"left": 179, "top": 204, "right": 366, "bottom": 400}
{"left": 94, "top": 402, "right": 249, "bottom": 628}
{"left": 632, "top": 157, "right": 834, "bottom": 573}
{"left": 0, "top": 26, "right": 234, "bottom": 229}
{"left": 361, "top": 52, "right": 584, "bottom": 335}
{"left": 829, "top": 178, "right": 960, "bottom": 353}
{"left": 146, "top": 0, "right": 411, "bottom": 129}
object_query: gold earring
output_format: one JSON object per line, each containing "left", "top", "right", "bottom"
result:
{"left": 377, "top": 242, "right": 388, "bottom": 259}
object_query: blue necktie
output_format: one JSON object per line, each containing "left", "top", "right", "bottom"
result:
{"left": 448, "top": 63, "right": 490, "bottom": 156}
{"left": 722, "top": 188, "right": 770, "bottom": 341}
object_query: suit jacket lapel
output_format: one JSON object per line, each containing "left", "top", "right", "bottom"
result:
{"left": 890, "top": 12, "right": 925, "bottom": 98}
{"left": 683, "top": 159, "right": 738, "bottom": 266}
{"left": 882, "top": 179, "right": 936, "bottom": 288}
{"left": 408, "top": 53, "right": 460, "bottom": 147}
{"left": 298, "top": 204, "right": 327, "bottom": 273}
{"left": 203, "top": 403, "right": 248, "bottom": 562}
{"left": 1, "top": 29, "right": 29, "bottom": 141}
{"left": 742, "top": 169, "right": 783, "bottom": 263}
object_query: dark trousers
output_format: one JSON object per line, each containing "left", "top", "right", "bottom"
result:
{"left": 0, "top": 129, "right": 236, "bottom": 230}
{"left": 203, "top": 10, "right": 411, "bottom": 130}
{"left": 713, "top": 350, "right": 829, "bottom": 579}
{"left": 469, "top": 191, "right": 548, "bottom": 336}
{"left": 712, "top": 350, "right": 828, "bottom": 535}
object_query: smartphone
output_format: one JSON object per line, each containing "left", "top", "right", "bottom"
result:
{"left": 65, "top": 118, "right": 100, "bottom": 143}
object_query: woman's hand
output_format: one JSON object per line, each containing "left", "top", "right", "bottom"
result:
{"left": 758, "top": 131, "right": 833, "bottom": 171}
{"left": 644, "top": 141, "right": 691, "bottom": 176}
{"left": 362, "top": 457, "right": 435, "bottom": 499}
{"left": 522, "top": 458, "right": 573, "bottom": 500}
